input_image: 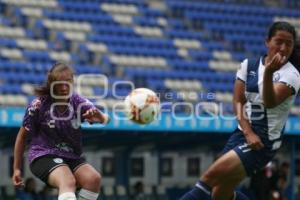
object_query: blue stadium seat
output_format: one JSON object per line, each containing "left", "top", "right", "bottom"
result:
{"left": 188, "top": 50, "right": 213, "bottom": 61}
{"left": 44, "top": 11, "right": 116, "bottom": 25}
{"left": 139, "top": 7, "right": 166, "bottom": 17}
{"left": 0, "top": 0, "right": 299, "bottom": 110}
{"left": 23, "top": 50, "right": 51, "bottom": 62}
{"left": 74, "top": 65, "right": 102, "bottom": 74}
{"left": 58, "top": 1, "right": 103, "bottom": 13}
{"left": 0, "top": 84, "right": 22, "bottom": 94}
{"left": 133, "top": 16, "right": 161, "bottom": 27}
{"left": 93, "top": 25, "right": 138, "bottom": 37}
{"left": 0, "top": 38, "right": 17, "bottom": 48}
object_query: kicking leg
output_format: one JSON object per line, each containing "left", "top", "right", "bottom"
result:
{"left": 48, "top": 165, "right": 77, "bottom": 200}
{"left": 74, "top": 163, "right": 101, "bottom": 200}
{"left": 180, "top": 150, "right": 247, "bottom": 200}
{"left": 210, "top": 150, "right": 247, "bottom": 200}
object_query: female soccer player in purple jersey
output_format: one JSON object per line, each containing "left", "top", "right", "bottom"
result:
{"left": 180, "top": 21, "right": 299, "bottom": 200}
{"left": 12, "top": 63, "right": 110, "bottom": 200}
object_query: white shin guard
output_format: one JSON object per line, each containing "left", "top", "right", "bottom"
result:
{"left": 78, "top": 189, "right": 99, "bottom": 200}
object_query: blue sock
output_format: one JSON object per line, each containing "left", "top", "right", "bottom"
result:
{"left": 233, "top": 191, "right": 249, "bottom": 200}
{"left": 179, "top": 181, "right": 211, "bottom": 200}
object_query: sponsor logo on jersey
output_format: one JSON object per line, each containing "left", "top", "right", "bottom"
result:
{"left": 249, "top": 71, "right": 256, "bottom": 77}
{"left": 273, "top": 72, "right": 280, "bottom": 82}
{"left": 53, "top": 158, "right": 63, "bottom": 164}
{"left": 47, "top": 120, "right": 55, "bottom": 128}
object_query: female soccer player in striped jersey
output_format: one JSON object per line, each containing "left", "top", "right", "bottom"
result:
{"left": 180, "top": 21, "right": 299, "bottom": 200}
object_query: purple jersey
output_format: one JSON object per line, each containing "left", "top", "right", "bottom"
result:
{"left": 22, "top": 93, "right": 95, "bottom": 163}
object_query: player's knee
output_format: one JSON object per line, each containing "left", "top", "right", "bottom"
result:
{"left": 91, "top": 172, "right": 101, "bottom": 187}
{"left": 59, "top": 175, "right": 77, "bottom": 190}
{"left": 66, "top": 176, "right": 77, "bottom": 188}
{"left": 201, "top": 169, "right": 222, "bottom": 187}
{"left": 84, "top": 172, "right": 101, "bottom": 191}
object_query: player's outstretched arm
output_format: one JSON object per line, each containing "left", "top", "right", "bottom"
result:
{"left": 12, "top": 127, "right": 28, "bottom": 187}
{"left": 82, "top": 108, "right": 110, "bottom": 124}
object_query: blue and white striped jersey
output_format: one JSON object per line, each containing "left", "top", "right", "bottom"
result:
{"left": 236, "top": 57, "right": 300, "bottom": 148}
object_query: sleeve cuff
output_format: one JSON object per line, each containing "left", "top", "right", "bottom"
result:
{"left": 236, "top": 77, "right": 245, "bottom": 83}
{"left": 279, "top": 81, "right": 296, "bottom": 95}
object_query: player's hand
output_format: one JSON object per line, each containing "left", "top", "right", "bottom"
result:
{"left": 12, "top": 169, "right": 24, "bottom": 188}
{"left": 244, "top": 131, "right": 264, "bottom": 150}
{"left": 82, "top": 108, "right": 109, "bottom": 124}
{"left": 265, "top": 52, "right": 287, "bottom": 73}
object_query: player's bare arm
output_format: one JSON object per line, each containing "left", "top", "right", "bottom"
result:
{"left": 82, "top": 108, "right": 110, "bottom": 124}
{"left": 233, "top": 79, "right": 264, "bottom": 150}
{"left": 12, "top": 127, "right": 28, "bottom": 187}
{"left": 263, "top": 53, "right": 294, "bottom": 108}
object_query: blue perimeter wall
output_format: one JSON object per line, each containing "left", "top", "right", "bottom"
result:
{"left": 1, "top": 107, "right": 300, "bottom": 135}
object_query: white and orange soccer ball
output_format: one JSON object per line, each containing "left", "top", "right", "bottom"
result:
{"left": 124, "top": 88, "right": 160, "bottom": 124}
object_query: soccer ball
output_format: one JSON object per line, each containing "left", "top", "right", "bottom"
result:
{"left": 124, "top": 88, "right": 160, "bottom": 124}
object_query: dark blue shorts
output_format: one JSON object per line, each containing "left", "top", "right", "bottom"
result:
{"left": 221, "top": 128, "right": 277, "bottom": 176}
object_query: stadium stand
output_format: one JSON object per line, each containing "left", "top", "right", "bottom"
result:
{"left": 0, "top": 0, "right": 299, "bottom": 116}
